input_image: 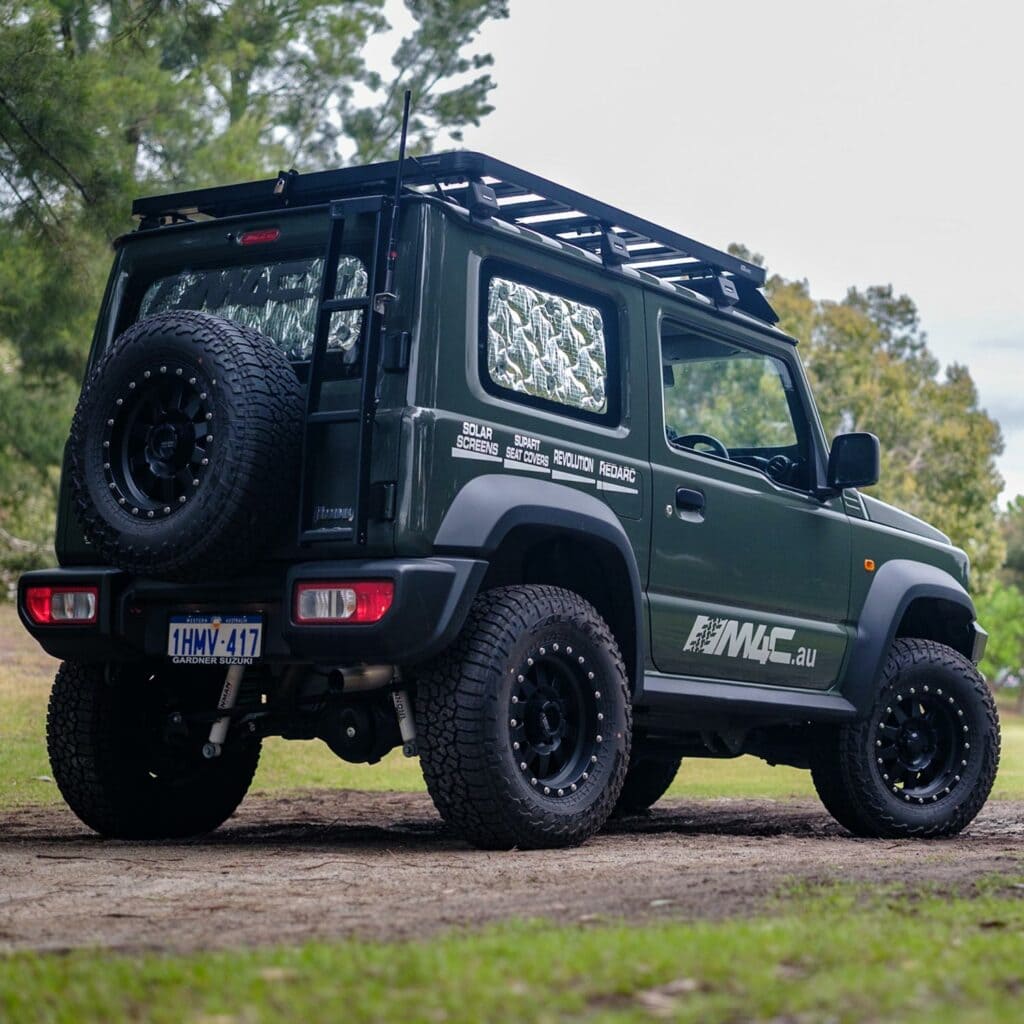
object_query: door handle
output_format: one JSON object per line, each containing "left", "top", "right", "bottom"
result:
{"left": 675, "top": 487, "right": 706, "bottom": 513}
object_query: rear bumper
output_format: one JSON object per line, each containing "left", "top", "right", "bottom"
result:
{"left": 18, "top": 559, "right": 487, "bottom": 665}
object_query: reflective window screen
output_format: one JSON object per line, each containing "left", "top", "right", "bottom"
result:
{"left": 140, "top": 255, "right": 367, "bottom": 361}
{"left": 486, "top": 276, "right": 608, "bottom": 414}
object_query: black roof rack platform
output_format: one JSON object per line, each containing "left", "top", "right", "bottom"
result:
{"left": 132, "top": 151, "right": 777, "bottom": 324}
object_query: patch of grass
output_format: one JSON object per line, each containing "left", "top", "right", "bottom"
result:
{"left": 3, "top": 883, "right": 1024, "bottom": 1022}
{"left": 4, "top": 603, "right": 1024, "bottom": 807}
{"left": 0, "top": 606, "right": 63, "bottom": 807}
{"left": 255, "top": 736, "right": 816, "bottom": 799}
{"left": 254, "top": 739, "right": 425, "bottom": 793}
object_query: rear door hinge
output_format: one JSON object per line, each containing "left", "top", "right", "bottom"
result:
{"left": 370, "top": 482, "right": 397, "bottom": 522}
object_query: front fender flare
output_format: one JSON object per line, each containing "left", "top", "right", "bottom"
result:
{"left": 434, "top": 474, "right": 645, "bottom": 692}
{"left": 842, "top": 559, "right": 976, "bottom": 716}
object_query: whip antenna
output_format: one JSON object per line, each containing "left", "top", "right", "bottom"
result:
{"left": 377, "top": 89, "right": 412, "bottom": 314}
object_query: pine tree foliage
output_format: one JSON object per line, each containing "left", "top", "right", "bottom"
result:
{"left": 0, "top": 0, "right": 507, "bottom": 583}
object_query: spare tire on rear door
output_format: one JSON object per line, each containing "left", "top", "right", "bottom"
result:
{"left": 69, "top": 310, "right": 304, "bottom": 580}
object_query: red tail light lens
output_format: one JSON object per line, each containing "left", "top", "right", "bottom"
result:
{"left": 294, "top": 581, "right": 394, "bottom": 625}
{"left": 24, "top": 586, "right": 98, "bottom": 625}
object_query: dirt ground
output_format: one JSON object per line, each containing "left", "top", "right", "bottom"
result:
{"left": 2, "top": 791, "right": 1023, "bottom": 954}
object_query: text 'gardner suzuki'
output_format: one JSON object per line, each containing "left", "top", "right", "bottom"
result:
{"left": 19, "top": 142, "right": 999, "bottom": 848}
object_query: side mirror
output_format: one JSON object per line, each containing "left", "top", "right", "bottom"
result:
{"left": 821, "top": 432, "right": 880, "bottom": 496}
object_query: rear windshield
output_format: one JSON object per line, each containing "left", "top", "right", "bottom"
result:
{"left": 99, "top": 209, "right": 375, "bottom": 367}
{"left": 139, "top": 255, "right": 367, "bottom": 362}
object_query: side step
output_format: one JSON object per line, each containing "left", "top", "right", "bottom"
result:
{"left": 639, "top": 672, "right": 859, "bottom": 723}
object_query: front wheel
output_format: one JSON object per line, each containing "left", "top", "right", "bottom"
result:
{"left": 47, "top": 661, "right": 260, "bottom": 838}
{"left": 811, "top": 639, "right": 999, "bottom": 838}
{"left": 415, "top": 585, "right": 631, "bottom": 849}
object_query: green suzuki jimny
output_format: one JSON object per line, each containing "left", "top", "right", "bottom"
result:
{"left": 19, "top": 151, "right": 998, "bottom": 849}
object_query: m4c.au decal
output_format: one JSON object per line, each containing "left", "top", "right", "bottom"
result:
{"left": 684, "top": 615, "right": 818, "bottom": 668}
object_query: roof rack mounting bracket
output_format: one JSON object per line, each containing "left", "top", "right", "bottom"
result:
{"left": 467, "top": 179, "right": 500, "bottom": 222}
{"left": 600, "top": 225, "right": 631, "bottom": 268}
{"left": 711, "top": 275, "right": 740, "bottom": 309}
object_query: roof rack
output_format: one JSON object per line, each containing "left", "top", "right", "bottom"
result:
{"left": 132, "top": 151, "right": 777, "bottom": 324}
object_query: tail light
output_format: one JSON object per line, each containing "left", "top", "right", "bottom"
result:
{"left": 294, "top": 581, "right": 394, "bottom": 625}
{"left": 24, "top": 586, "right": 98, "bottom": 625}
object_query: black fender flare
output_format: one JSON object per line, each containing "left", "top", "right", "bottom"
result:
{"left": 433, "top": 474, "right": 645, "bottom": 693}
{"left": 841, "top": 558, "right": 977, "bottom": 716}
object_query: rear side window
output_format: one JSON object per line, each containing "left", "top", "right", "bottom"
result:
{"left": 480, "top": 264, "right": 617, "bottom": 424}
{"left": 139, "top": 254, "right": 367, "bottom": 363}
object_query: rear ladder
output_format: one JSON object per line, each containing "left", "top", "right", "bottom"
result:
{"left": 297, "top": 195, "right": 388, "bottom": 546}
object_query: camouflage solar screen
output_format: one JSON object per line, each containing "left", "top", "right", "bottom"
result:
{"left": 485, "top": 277, "right": 608, "bottom": 414}
{"left": 140, "top": 255, "right": 367, "bottom": 362}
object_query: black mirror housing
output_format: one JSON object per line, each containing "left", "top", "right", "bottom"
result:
{"left": 824, "top": 432, "right": 880, "bottom": 494}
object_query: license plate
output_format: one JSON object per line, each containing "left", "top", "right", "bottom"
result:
{"left": 167, "top": 615, "right": 263, "bottom": 665}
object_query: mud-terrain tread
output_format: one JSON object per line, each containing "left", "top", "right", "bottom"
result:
{"left": 614, "top": 751, "right": 682, "bottom": 815}
{"left": 811, "top": 638, "right": 999, "bottom": 838}
{"left": 69, "top": 310, "right": 304, "bottom": 580}
{"left": 47, "top": 661, "right": 260, "bottom": 838}
{"left": 415, "top": 585, "right": 631, "bottom": 850}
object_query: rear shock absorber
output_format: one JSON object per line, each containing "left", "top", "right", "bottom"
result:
{"left": 391, "top": 687, "right": 418, "bottom": 757}
{"left": 202, "top": 663, "right": 245, "bottom": 759}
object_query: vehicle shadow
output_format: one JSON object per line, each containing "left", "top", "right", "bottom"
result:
{"left": 0, "top": 796, "right": 868, "bottom": 852}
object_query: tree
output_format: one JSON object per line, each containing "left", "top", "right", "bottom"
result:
{"left": 735, "top": 247, "right": 1005, "bottom": 589}
{"left": 0, "top": 0, "right": 508, "bottom": 585}
{"left": 999, "top": 495, "right": 1024, "bottom": 589}
{"left": 974, "top": 582, "right": 1024, "bottom": 708}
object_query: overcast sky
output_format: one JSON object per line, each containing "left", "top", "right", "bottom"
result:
{"left": 406, "top": 0, "right": 1023, "bottom": 500}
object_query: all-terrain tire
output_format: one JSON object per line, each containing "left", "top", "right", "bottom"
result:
{"left": 69, "top": 310, "right": 304, "bottom": 580}
{"left": 47, "top": 661, "right": 260, "bottom": 839}
{"left": 810, "top": 638, "right": 999, "bottom": 838}
{"left": 415, "top": 585, "right": 631, "bottom": 850}
{"left": 613, "top": 749, "right": 682, "bottom": 815}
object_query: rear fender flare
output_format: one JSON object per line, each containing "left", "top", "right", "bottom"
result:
{"left": 434, "top": 474, "right": 645, "bottom": 692}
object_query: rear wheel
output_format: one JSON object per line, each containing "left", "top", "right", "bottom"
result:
{"left": 415, "top": 585, "right": 631, "bottom": 849}
{"left": 811, "top": 639, "right": 999, "bottom": 838}
{"left": 47, "top": 660, "right": 260, "bottom": 839}
{"left": 613, "top": 749, "right": 682, "bottom": 815}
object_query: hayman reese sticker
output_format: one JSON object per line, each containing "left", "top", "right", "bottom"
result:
{"left": 684, "top": 615, "right": 819, "bottom": 668}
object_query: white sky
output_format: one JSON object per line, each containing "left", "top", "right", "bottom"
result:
{"left": 399, "top": 0, "right": 1024, "bottom": 500}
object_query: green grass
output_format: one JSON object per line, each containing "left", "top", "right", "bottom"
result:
{"left": 5, "top": 605, "right": 1024, "bottom": 1021}
{"left": 3, "top": 883, "right": 1024, "bottom": 1022}
{"left": 4, "top": 603, "right": 1024, "bottom": 807}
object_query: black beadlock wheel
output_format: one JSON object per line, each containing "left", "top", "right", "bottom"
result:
{"left": 69, "top": 310, "right": 304, "bottom": 581}
{"left": 415, "top": 585, "right": 631, "bottom": 850}
{"left": 613, "top": 749, "right": 682, "bottom": 815}
{"left": 108, "top": 360, "right": 215, "bottom": 515}
{"left": 811, "top": 638, "right": 1000, "bottom": 838}
{"left": 47, "top": 660, "right": 260, "bottom": 839}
